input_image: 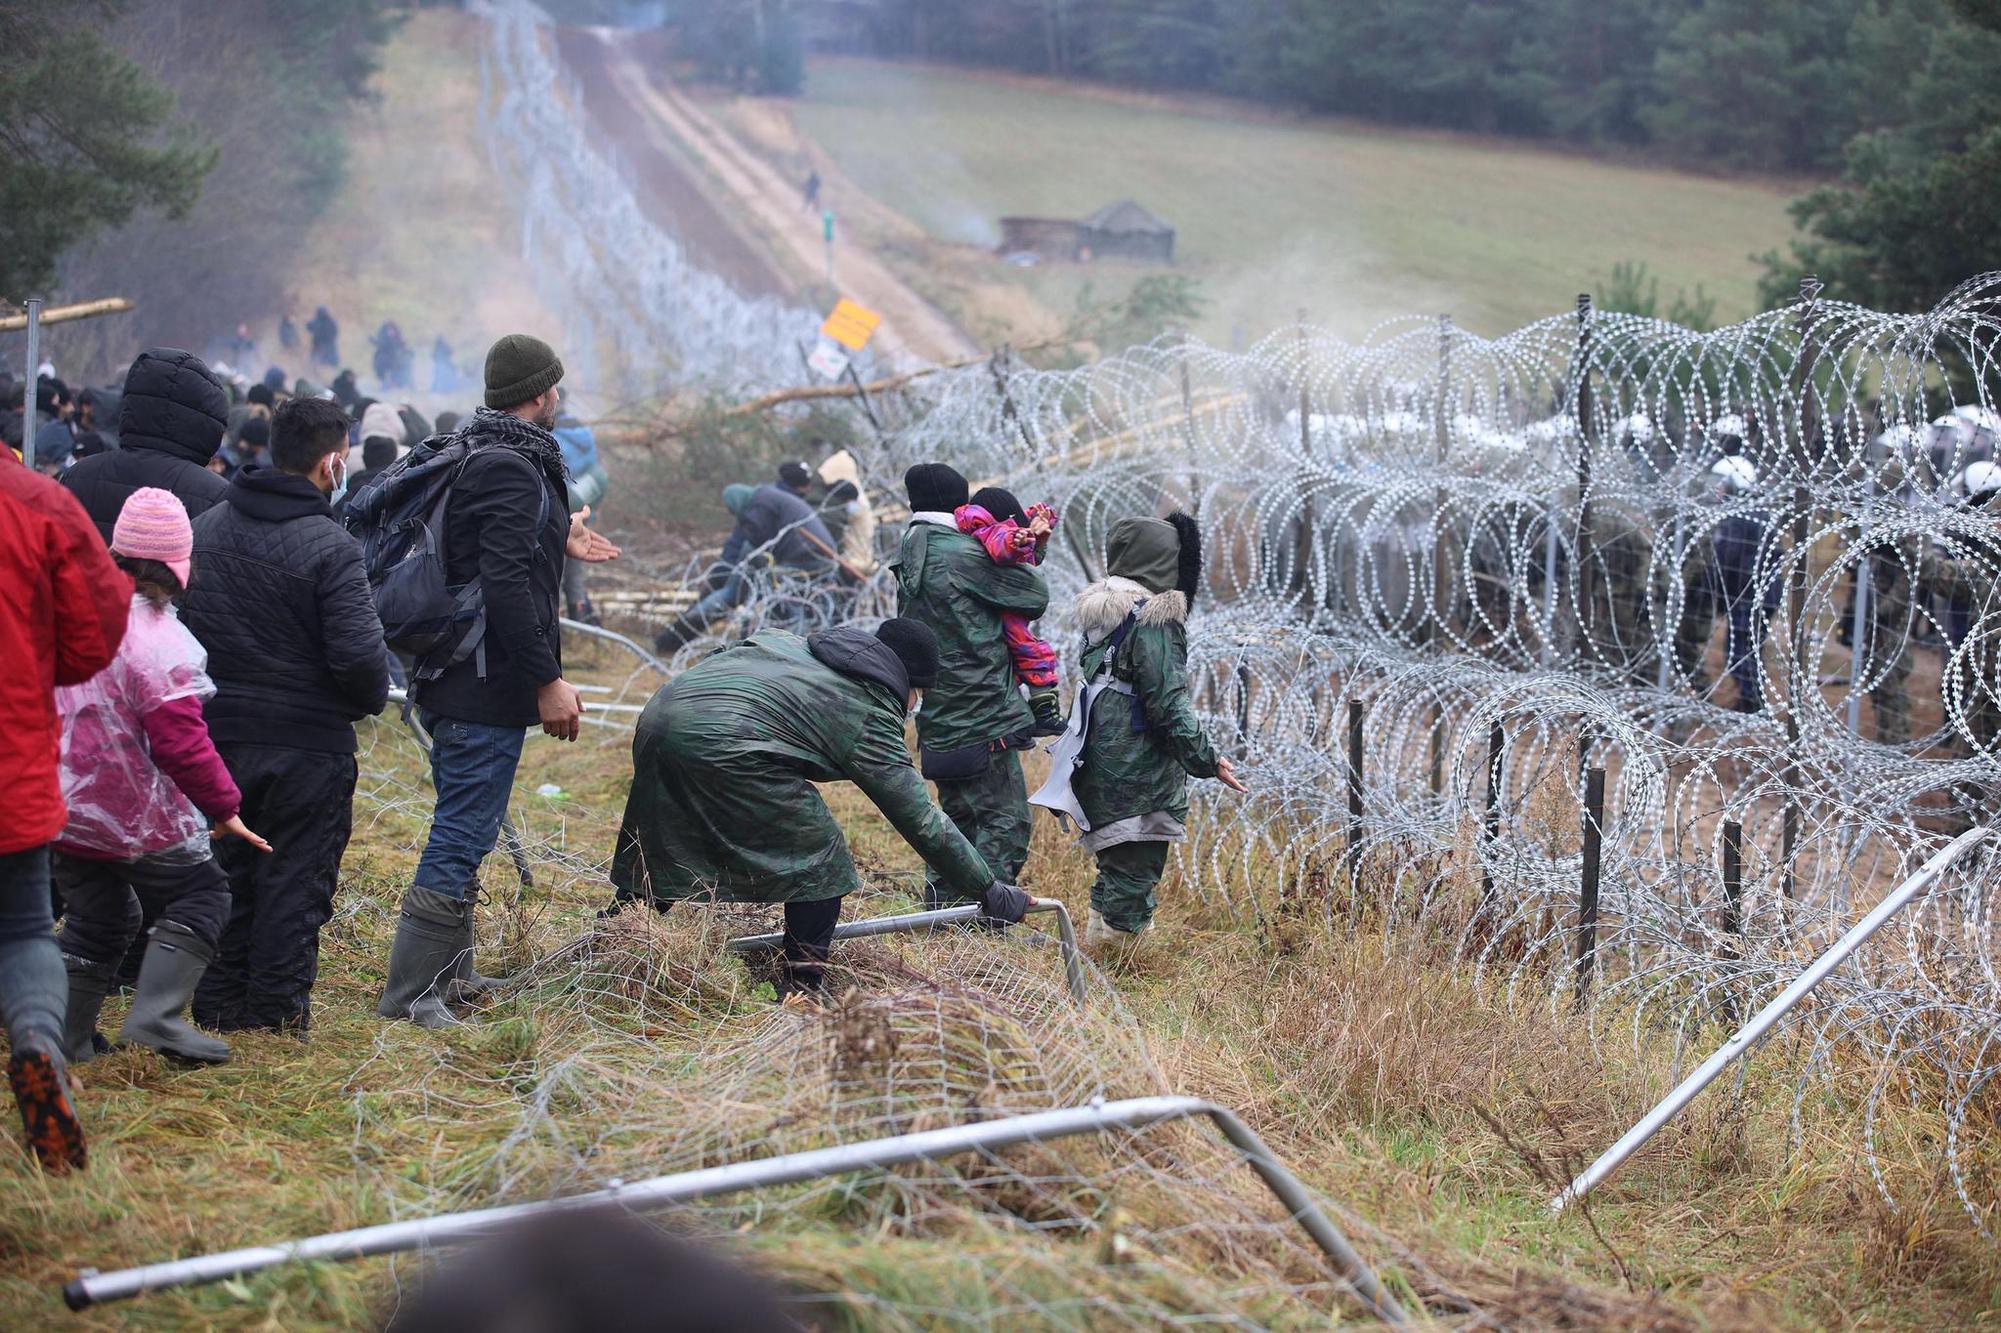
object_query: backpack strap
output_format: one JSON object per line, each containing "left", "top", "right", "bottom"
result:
{"left": 1101, "top": 601, "right": 1148, "bottom": 729}
{"left": 418, "top": 446, "right": 556, "bottom": 683}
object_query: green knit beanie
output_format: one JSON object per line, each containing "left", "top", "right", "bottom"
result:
{"left": 483, "top": 333, "right": 565, "bottom": 410}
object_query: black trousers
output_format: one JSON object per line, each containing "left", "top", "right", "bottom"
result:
{"left": 192, "top": 743, "right": 358, "bottom": 1033}
{"left": 781, "top": 896, "right": 844, "bottom": 989}
{"left": 53, "top": 852, "right": 229, "bottom": 968}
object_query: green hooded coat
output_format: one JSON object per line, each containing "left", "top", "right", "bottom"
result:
{"left": 892, "top": 520, "right": 1049, "bottom": 752}
{"left": 609, "top": 628, "right": 993, "bottom": 904}
{"left": 1072, "top": 518, "right": 1219, "bottom": 833}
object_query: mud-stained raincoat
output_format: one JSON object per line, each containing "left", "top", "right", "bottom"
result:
{"left": 1070, "top": 579, "right": 1219, "bottom": 845}
{"left": 609, "top": 628, "right": 993, "bottom": 905}
{"left": 892, "top": 519, "right": 1048, "bottom": 754}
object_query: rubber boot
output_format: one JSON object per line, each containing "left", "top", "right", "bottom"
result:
{"left": 8, "top": 1041, "right": 86, "bottom": 1174}
{"left": 376, "top": 887, "right": 464, "bottom": 1030}
{"left": 1085, "top": 909, "right": 1148, "bottom": 957}
{"left": 445, "top": 886, "right": 507, "bottom": 1004}
{"left": 60, "top": 955, "right": 113, "bottom": 1065}
{"left": 118, "top": 922, "right": 231, "bottom": 1065}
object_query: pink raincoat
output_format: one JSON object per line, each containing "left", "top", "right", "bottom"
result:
{"left": 55, "top": 594, "right": 239, "bottom": 861}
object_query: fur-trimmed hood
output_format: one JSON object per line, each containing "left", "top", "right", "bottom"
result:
{"left": 1075, "top": 576, "right": 1189, "bottom": 641}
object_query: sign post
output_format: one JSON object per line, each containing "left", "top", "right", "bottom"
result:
{"left": 821, "top": 208, "right": 835, "bottom": 291}
{"left": 806, "top": 297, "right": 881, "bottom": 382}
{"left": 22, "top": 298, "right": 42, "bottom": 462}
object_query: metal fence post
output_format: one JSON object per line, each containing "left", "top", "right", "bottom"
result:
{"left": 1478, "top": 722, "right": 1504, "bottom": 922}
{"left": 1574, "top": 294, "right": 1596, "bottom": 668}
{"left": 1346, "top": 699, "right": 1365, "bottom": 888}
{"left": 1781, "top": 274, "right": 1824, "bottom": 901}
{"left": 22, "top": 297, "right": 42, "bottom": 463}
{"left": 1427, "top": 703, "right": 1444, "bottom": 798}
{"left": 1719, "top": 818, "right": 1744, "bottom": 1022}
{"left": 1574, "top": 766, "right": 1606, "bottom": 1009}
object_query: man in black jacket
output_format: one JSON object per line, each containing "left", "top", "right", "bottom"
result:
{"left": 181, "top": 397, "right": 391, "bottom": 1033}
{"left": 378, "top": 334, "right": 619, "bottom": 1028}
{"left": 62, "top": 348, "right": 229, "bottom": 541}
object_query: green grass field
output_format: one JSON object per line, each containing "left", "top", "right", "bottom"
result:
{"left": 791, "top": 58, "right": 1802, "bottom": 344}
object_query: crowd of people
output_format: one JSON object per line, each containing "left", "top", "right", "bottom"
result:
{"left": 2, "top": 327, "right": 1245, "bottom": 1180}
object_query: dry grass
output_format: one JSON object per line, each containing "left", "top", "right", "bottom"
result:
{"left": 0, "top": 630, "right": 1996, "bottom": 1328}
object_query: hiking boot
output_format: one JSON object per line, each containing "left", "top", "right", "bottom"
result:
{"left": 1028, "top": 690, "right": 1066, "bottom": 737}
{"left": 60, "top": 954, "right": 113, "bottom": 1065}
{"left": 118, "top": 923, "right": 231, "bottom": 1065}
{"left": 445, "top": 886, "right": 508, "bottom": 1004}
{"left": 377, "top": 887, "right": 464, "bottom": 1030}
{"left": 8, "top": 1045, "right": 85, "bottom": 1174}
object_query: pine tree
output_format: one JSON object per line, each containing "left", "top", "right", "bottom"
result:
{"left": 0, "top": 0, "right": 216, "bottom": 300}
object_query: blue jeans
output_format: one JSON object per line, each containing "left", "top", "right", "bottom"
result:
{"left": 0, "top": 846, "right": 65, "bottom": 1054}
{"left": 413, "top": 710, "right": 527, "bottom": 901}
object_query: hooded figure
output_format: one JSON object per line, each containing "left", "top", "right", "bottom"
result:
{"left": 1037, "top": 513, "right": 1239, "bottom": 946}
{"left": 61, "top": 348, "right": 230, "bottom": 543}
{"left": 608, "top": 621, "right": 1028, "bottom": 991}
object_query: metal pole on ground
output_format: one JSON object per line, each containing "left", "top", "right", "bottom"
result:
{"left": 66, "top": 1095, "right": 1411, "bottom": 1324}
{"left": 727, "top": 897, "right": 1086, "bottom": 1003}
{"left": 1553, "top": 825, "right": 1992, "bottom": 1213}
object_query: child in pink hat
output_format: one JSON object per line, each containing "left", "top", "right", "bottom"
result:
{"left": 52, "top": 488, "right": 268, "bottom": 1066}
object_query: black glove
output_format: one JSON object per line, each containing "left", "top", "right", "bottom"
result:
{"left": 978, "top": 881, "right": 1032, "bottom": 924}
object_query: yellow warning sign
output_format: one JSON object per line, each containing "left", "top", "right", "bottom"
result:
{"left": 821, "top": 298, "right": 881, "bottom": 351}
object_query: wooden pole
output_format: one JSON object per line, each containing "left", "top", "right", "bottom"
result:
{"left": 1574, "top": 766, "right": 1606, "bottom": 1009}
{"left": 0, "top": 296, "right": 131, "bottom": 333}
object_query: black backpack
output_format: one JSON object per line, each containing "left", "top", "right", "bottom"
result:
{"left": 345, "top": 435, "right": 546, "bottom": 681}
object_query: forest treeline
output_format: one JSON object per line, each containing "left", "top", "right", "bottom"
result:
{"left": 662, "top": 0, "right": 2001, "bottom": 313}
{"left": 834, "top": 0, "right": 1999, "bottom": 179}
{"left": 3, "top": 0, "right": 394, "bottom": 371}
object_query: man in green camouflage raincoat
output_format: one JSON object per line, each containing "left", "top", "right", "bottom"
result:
{"left": 1035, "top": 513, "right": 1244, "bottom": 946}
{"left": 893, "top": 463, "right": 1050, "bottom": 907}
{"left": 609, "top": 619, "right": 1029, "bottom": 990}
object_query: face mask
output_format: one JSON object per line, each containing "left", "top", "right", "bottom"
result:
{"left": 327, "top": 455, "right": 349, "bottom": 505}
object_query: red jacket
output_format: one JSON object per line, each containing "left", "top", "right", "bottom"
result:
{"left": 0, "top": 451, "right": 131, "bottom": 855}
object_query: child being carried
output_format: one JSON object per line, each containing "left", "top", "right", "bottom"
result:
{"left": 955, "top": 486, "right": 1065, "bottom": 736}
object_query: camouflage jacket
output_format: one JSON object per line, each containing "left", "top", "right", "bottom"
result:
{"left": 609, "top": 628, "right": 992, "bottom": 904}
{"left": 1071, "top": 577, "right": 1220, "bottom": 830}
{"left": 893, "top": 519, "right": 1048, "bottom": 753}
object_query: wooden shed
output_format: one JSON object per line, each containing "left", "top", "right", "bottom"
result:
{"left": 998, "top": 199, "right": 1175, "bottom": 263}
{"left": 1080, "top": 199, "right": 1175, "bottom": 263}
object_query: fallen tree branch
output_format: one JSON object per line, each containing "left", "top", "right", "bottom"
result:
{"left": 0, "top": 297, "right": 135, "bottom": 332}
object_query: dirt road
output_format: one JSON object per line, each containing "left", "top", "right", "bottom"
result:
{"left": 554, "top": 27, "right": 793, "bottom": 300}
{"left": 582, "top": 28, "right": 981, "bottom": 368}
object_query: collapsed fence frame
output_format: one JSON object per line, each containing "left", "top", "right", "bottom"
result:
{"left": 1552, "top": 824, "right": 1993, "bottom": 1213}
{"left": 63, "top": 1094, "right": 1408, "bottom": 1323}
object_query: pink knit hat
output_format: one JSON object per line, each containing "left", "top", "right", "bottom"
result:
{"left": 110, "top": 487, "right": 193, "bottom": 588}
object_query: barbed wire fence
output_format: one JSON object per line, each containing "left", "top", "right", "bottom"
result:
{"left": 328, "top": 2, "right": 2001, "bottom": 1313}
